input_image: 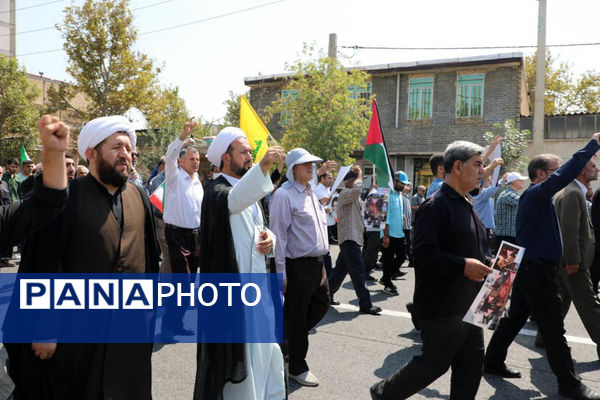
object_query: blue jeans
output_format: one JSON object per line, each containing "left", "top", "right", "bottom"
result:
{"left": 328, "top": 240, "right": 373, "bottom": 311}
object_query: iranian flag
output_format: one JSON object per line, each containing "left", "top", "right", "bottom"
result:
{"left": 150, "top": 182, "right": 165, "bottom": 213}
{"left": 364, "top": 99, "right": 394, "bottom": 189}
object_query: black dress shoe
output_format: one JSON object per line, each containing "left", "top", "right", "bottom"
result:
{"left": 365, "top": 274, "right": 376, "bottom": 281}
{"left": 483, "top": 363, "right": 522, "bottom": 378}
{"left": 370, "top": 382, "right": 384, "bottom": 400}
{"left": 559, "top": 383, "right": 600, "bottom": 400}
{"left": 391, "top": 271, "right": 407, "bottom": 280}
{"left": 330, "top": 298, "right": 340, "bottom": 306}
{"left": 360, "top": 306, "right": 382, "bottom": 315}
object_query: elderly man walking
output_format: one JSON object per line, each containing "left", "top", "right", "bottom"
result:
{"left": 484, "top": 133, "right": 600, "bottom": 400}
{"left": 371, "top": 141, "right": 492, "bottom": 400}
{"left": 270, "top": 148, "right": 330, "bottom": 388}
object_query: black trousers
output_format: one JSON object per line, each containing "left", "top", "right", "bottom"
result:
{"left": 164, "top": 224, "right": 199, "bottom": 331}
{"left": 485, "top": 259, "right": 581, "bottom": 390}
{"left": 164, "top": 224, "right": 200, "bottom": 273}
{"left": 372, "top": 317, "right": 484, "bottom": 399}
{"left": 284, "top": 258, "right": 330, "bottom": 375}
{"left": 329, "top": 240, "right": 373, "bottom": 311}
{"left": 362, "top": 231, "right": 381, "bottom": 272}
{"left": 381, "top": 237, "right": 406, "bottom": 285}
{"left": 403, "top": 229, "right": 413, "bottom": 266}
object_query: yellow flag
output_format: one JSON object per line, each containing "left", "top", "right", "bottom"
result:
{"left": 240, "top": 95, "right": 269, "bottom": 162}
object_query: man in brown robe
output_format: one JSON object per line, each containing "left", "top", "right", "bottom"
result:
{"left": 6, "top": 115, "right": 160, "bottom": 400}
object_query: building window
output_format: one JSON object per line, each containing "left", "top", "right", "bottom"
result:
{"left": 408, "top": 77, "right": 433, "bottom": 119}
{"left": 280, "top": 89, "right": 298, "bottom": 126}
{"left": 348, "top": 83, "right": 372, "bottom": 100}
{"left": 456, "top": 73, "right": 484, "bottom": 117}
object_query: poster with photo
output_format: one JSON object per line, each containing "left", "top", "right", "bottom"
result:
{"left": 362, "top": 188, "right": 390, "bottom": 230}
{"left": 463, "top": 241, "right": 525, "bottom": 330}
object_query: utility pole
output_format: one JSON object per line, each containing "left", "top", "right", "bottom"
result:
{"left": 328, "top": 33, "right": 337, "bottom": 67}
{"left": 533, "top": 0, "right": 546, "bottom": 147}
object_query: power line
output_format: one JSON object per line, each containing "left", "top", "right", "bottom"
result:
{"left": 139, "top": 0, "right": 285, "bottom": 35}
{"left": 16, "top": 0, "right": 285, "bottom": 56}
{"left": 1, "top": 0, "right": 175, "bottom": 38}
{"left": 0, "top": 0, "right": 65, "bottom": 14}
{"left": 341, "top": 42, "right": 600, "bottom": 51}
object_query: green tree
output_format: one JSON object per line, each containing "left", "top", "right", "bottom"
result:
{"left": 0, "top": 57, "right": 40, "bottom": 163}
{"left": 222, "top": 91, "right": 248, "bottom": 127}
{"left": 484, "top": 119, "right": 530, "bottom": 173}
{"left": 264, "top": 45, "right": 372, "bottom": 164}
{"left": 50, "top": 0, "right": 190, "bottom": 132}
{"left": 525, "top": 50, "right": 600, "bottom": 114}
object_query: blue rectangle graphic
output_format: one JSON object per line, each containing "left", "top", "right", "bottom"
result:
{"left": 0, "top": 273, "right": 283, "bottom": 343}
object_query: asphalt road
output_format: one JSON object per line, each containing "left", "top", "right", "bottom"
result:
{"left": 3, "top": 245, "right": 599, "bottom": 399}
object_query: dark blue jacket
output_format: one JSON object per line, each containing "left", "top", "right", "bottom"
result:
{"left": 516, "top": 139, "right": 600, "bottom": 263}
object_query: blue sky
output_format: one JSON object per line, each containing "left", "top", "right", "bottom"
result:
{"left": 14, "top": 0, "right": 600, "bottom": 122}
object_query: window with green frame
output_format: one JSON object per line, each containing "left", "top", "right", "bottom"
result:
{"left": 280, "top": 89, "right": 298, "bottom": 126}
{"left": 348, "top": 83, "right": 372, "bottom": 100}
{"left": 456, "top": 73, "right": 484, "bottom": 117}
{"left": 408, "top": 77, "right": 433, "bottom": 119}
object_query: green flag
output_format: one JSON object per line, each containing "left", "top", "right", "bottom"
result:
{"left": 20, "top": 146, "right": 32, "bottom": 165}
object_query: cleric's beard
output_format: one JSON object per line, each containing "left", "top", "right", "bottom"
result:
{"left": 97, "top": 154, "right": 128, "bottom": 187}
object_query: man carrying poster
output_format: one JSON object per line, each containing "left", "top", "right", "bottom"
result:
{"left": 370, "top": 141, "right": 492, "bottom": 400}
{"left": 464, "top": 242, "right": 524, "bottom": 329}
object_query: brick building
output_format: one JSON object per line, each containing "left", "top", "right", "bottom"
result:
{"left": 244, "top": 53, "right": 530, "bottom": 188}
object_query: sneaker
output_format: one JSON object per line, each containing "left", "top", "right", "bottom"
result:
{"left": 383, "top": 286, "right": 399, "bottom": 296}
{"left": 383, "top": 286, "right": 398, "bottom": 296}
{"left": 290, "top": 370, "right": 319, "bottom": 387}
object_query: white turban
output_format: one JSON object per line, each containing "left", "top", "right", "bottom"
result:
{"left": 206, "top": 127, "right": 247, "bottom": 166}
{"left": 77, "top": 116, "right": 136, "bottom": 161}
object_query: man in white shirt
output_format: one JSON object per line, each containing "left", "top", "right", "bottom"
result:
{"left": 162, "top": 118, "right": 203, "bottom": 336}
{"left": 163, "top": 118, "right": 204, "bottom": 274}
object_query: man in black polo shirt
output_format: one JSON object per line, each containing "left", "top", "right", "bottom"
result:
{"left": 484, "top": 133, "right": 600, "bottom": 400}
{"left": 370, "top": 141, "right": 492, "bottom": 400}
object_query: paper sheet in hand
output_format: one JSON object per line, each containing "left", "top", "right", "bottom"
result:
{"left": 327, "top": 166, "right": 351, "bottom": 205}
{"left": 463, "top": 241, "right": 525, "bottom": 330}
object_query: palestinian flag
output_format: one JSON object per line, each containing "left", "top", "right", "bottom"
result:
{"left": 20, "top": 146, "right": 32, "bottom": 165}
{"left": 364, "top": 99, "right": 394, "bottom": 189}
{"left": 150, "top": 181, "right": 165, "bottom": 213}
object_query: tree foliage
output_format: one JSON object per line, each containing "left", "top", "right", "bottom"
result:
{"left": 264, "top": 45, "right": 372, "bottom": 165}
{"left": 0, "top": 56, "right": 40, "bottom": 163}
{"left": 484, "top": 119, "right": 530, "bottom": 173}
{"left": 50, "top": 0, "right": 189, "bottom": 147}
{"left": 525, "top": 50, "right": 600, "bottom": 114}
{"left": 222, "top": 91, "right": 247, "bottom": 128}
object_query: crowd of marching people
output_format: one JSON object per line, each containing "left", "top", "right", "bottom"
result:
{"left": 0, "top": 113, "right": 600, "bottom": 400}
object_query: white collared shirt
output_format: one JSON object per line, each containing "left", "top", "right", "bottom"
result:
{"left": 314, "top": 183, "right": 330, "bottom": 201}
{"left": 163, "top": 138, "right": 203, "bottom": 229}
{"left": 574, "top": 178, "right": 588, "bottom": 197}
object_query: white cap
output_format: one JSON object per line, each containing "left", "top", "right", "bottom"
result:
{"left": 205, "top": 127, "right": 247, "bottom": 166}
{"left": 285, "top": 148, "right": 323, "bottom": 184}
{"left": 78, "top": 116, "right": 136, "bottom": 161}
{"left": 506, "top": 172, "right": 528, "bottom": 184}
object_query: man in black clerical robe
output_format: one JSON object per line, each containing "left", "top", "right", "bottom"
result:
{"left": 5, "top": 116, "right": 160, "bottom": 400}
